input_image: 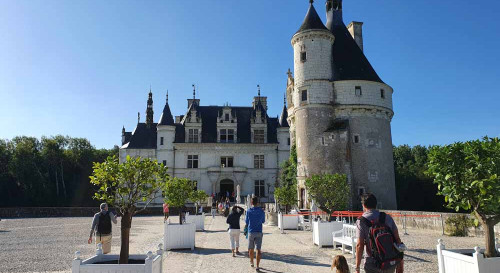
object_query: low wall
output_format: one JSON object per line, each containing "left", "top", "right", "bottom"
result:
{"left": 0, "top": 206, "right": 211, "bottom": 218}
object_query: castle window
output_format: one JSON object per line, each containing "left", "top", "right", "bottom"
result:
{"left": 255, "top": 180, "right": 265, "bottom": 197}
{"left": 220, "top": 129, "right": 235, "bottom": 143}
{"left": 225, "top": 113, "right": 230, "bottom": 121}
{"left": 160, "top": 137, "right": 164, "bottom": 145}
{"left": 353, "top": 134, "right": 360, "bottom": 144}
{"left": 162, "top": 160, "right": 167, "bottom": 166}
{"left": 381, "top": 89, "right": 385, "bottom": 99}
{"left": 221, "top": 156, "right": 234, "bottom": 168}
{"left": 187, "top": 155, "right": 198, "bottom": 169}
{"left": 254, "top": 155, "right": 265, "bottom": 169}
{"left": 188, "top": 129, "right": 199, "bottom": 143}
{"left": 300, "top": 51, "right": 307, "bottom": 62}
{"left": 287, "top": 138, "right": 290, "bottom": 146}
{"left": 355, "top": 86, "right": 362, "bottom": 96}
{"left": 301, "top": 90, "right": 307, "bottom": 101}
{"left": 254, "top": 129, "right": 265, "bottom": 144}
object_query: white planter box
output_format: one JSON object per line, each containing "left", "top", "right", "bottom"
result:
{"left": 163, "top": 222, "right": 196, "bottom": 250}
{"left": 72, "top": 243, "right": 163, "bottom": 273}
{"left": 313, "top": 221, "right": 343, "bottom": 247}
{"left": 185, "top": 213, "right": 205, "bottom": 231}
{"left": 437, "top": 239, "right": 500, "bottom": 273}
{"left": 278, "top": 213, "right": 299, "bottom": 230}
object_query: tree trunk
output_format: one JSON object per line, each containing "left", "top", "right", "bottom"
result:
{"left": 327, "top": 210, "right": 332, "bottom": 222}
{"left": 60, "top": 161, "right": 67, "bottom": 199}
{"left": 483, "top": 221, "right": 498, "bottom": 257}
{"left": 119, "top": 211, "right": 133, "bottom": 264}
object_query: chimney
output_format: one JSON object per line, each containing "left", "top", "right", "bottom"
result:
{"left": 175, "top": 115, "right": 184, "bottom": 123}
{"left": 187, "top": 99, "right": 200, "bottom": 109}
{"left": 252, "top": 96, "right": 268, "bottom": 110}
{"left": 347, "top": 21, "right": 364, "bottom": 52}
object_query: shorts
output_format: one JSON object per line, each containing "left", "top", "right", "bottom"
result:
{"left": 96, "top": 234, "right": 112, "bottom": 254}
{"left": 248, "top": 232, "right": 263, "bottom": 250}
{"left": 364, "top": 262, "right": 396, "bottom": 273}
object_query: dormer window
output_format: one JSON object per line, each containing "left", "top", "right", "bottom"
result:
{"left": 188, "top": 129, "right": 199, "bottom": 143}
{"left": 254, "top": 129, "right": 265, "bottom": 144}
{"left": 220, "top": 129, "right": 235, "bottom": 143}
{"left": 225, "top": 113, "right": 230, "bottom": 121}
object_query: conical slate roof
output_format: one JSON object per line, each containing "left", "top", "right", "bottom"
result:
{"left": 279, "top": 105, "right": 289, "bottom": 127}
{"left": 158, "top": 100, "right": 174, "bottom": 126}
{"left": 327, "top": 8, "right": 383, "bottom": 83}
{"left": 296, "top": 2, "right": 327, "bottom": 34}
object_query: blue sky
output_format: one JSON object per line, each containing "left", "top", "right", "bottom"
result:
{"left": 1, "top": 0, "right": 499, "bottom": 148}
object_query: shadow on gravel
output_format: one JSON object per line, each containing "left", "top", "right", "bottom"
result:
{"left": 409, "top": 248, "right": 436, "bottom": 255}
{"left": 257, "top": 267, "right": 285, "bottom": 273}
{"left": 263, "top": 252, "right": 330, "bottom": 267}
{"left": 403, "top": 254, "right": 430, "bottom": 263}
{"left": 173, "top": 247, "right": 230, "bottom": 255}
{"left": 204, "top": 230, "right": 227, "bottom": 233}
{"left": 0, "top": 230, "right": 10, "bottom": 233}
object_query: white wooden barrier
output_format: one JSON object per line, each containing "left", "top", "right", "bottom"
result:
{"left": 185, "top": 213, "right": 205, "bottom": 231}
{"left": 164, "top": 222, "right": 196, "bottom": 250}
{"left": 72, "top": 243, "right": 163, "bottom": 273}
{"left": 332, "top": 224, "right": 357, "bottom": 258}
{"left": 437, "top": 239, "right": 500, "bottom": 273}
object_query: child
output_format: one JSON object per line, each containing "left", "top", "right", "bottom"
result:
{"left": 331, "top": 255, "right": 350, "bottom": 273}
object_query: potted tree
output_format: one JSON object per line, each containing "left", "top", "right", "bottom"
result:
{"left": 428, "top": 137, "right": 500, "bottom": 273}
{"left": 186, "top": 190, "right": 208, "bottom": 231}
{"left": 162, "top": 177, "right": 196, "bottom": 250}
{"left": 72, "top": 155, "right": 168, "bottom": 273}
{"left": 274, "top": 183, "right": 298, "bottom": 230}
{"left": 305, "top": 173, "right": 349, "bottom": 247}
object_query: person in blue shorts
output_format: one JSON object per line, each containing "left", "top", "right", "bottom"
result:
{"left": 245, "top": 196, "right": 265, "bottom": 271}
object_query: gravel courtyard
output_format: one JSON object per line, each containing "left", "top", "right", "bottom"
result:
{"left": 0, "top": 215, "right": 486, "bottom": 273}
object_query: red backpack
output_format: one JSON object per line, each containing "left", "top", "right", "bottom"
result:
{"left": 359, "top": 212, "right": 403, "bottom": 270}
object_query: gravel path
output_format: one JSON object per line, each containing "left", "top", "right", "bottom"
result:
{"left": 0, "top": 216, "right": 487, "bottom": 273}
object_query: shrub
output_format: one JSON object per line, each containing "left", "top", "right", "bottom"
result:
{"left": 445, "top": 215, "right": 474, "bottom": 237}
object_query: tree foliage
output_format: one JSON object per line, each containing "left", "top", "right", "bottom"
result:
{"left": 0, "top": 135, "right": 118, "bottom": 207}
{"left": 89, "top": 155, "right": 169, "bottom": 263}
{"left": 163, "top": 177, "right": 196, "bottom": 223}
{"left": 274, "top": 184, "right": 297, "bottom": 213}
{"left": 278, "top": 145, "right": 297, "bottom": 188}
{"left": 427, "top": 137, "right": 500, "bottom": 257}
{"left": 305, "top": 173, "right": 349, "bottom": 221}
{"left": 191, "top": 189, "right": 208, "bottom": 215}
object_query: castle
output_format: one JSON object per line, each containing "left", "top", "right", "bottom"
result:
{"left": 119, "top": 0, "right": 397, "bottom": 209}
{"left": 288, "top": 0, "right": 397, "bottom": 210}
{"left": 119, "top": 87, "right": 291, "bottom": 205}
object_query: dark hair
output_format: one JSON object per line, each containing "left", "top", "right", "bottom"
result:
{"left": 252, "top": 197, "right": 259, "bottom": 206}
{"left": 333, "top": 255, "right": 350, "bottom": 273}
{"left": 361, "top": 193, "right": 377, "bottom": 209}
{"left": 232, "top": 206, "right": 238, "bottom": 213}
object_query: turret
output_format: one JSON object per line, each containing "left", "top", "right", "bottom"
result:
{"left": 157, "top": 91, "right": 176, "bottom": 171}
{"left": 277, "top": 94, "right": 291, "bottom": 163}
{"left": 146, "top": 88, "right": 154, "bottom": 127}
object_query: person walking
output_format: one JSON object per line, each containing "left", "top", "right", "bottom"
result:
{"left": 163, "top": 202, "right": 169, "bottom": 222}
{"left": 88, "top": 203, "right": 117, "bottom": 254}
{"left": 211, "top": 198, "right": 217, "bottom": 218}
{"left": 355, "top": 193, "right": 404, "bottom": 273}
{"left": 245, "top": 197, "right": 265, "bottom": 271}
{"left": 226, "top": 205, "right": 245, "bottom": 257}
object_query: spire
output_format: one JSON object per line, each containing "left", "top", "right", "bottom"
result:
{"left": 257, "top": 84, "right": 261, "bottom": 97}
{"left": 146, "top": 89, "right": 154, "bottom": 127}
{"left": 122, "top": 126, "right": 125, "bottom": 135}
{"left": 137, "top": 112, "right": 140, "bottom": 123}
{"left": 284, "top": 92, "right": 286, "bottom": 105}
{"left": 192, "top": 84, "right": 196, "bottom": 100}
{"left": 296, "top": 0, "right": 327, "bottom": 34}
{"left": 279, "top": 99, "right": 289, "bottom": 128}
{"left": 158, "top": 90, "right": 174, "bottom": 126}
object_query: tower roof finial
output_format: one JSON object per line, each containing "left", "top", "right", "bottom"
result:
{"left": 257, "top": 84, "right": 261, "bottom": 97}
{"left": 137, "top": 112, "right": 140, "bottom": 123}
{"left": 309, "top": 0, "right": 314, "bottom": 4}
{"left": 192, "top": 84, "right": 196, "bottom": 100}
{"left": 284, "top": 92, "right": 286, "bottom": 105}
{"left": 166, "top": 90, "right": 169, "bottom": 103}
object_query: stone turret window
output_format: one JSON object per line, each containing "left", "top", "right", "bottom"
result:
{"left": 380, "top": 89, "right": 385, "bottom": 99}
{"left": 355, "top": 86, "right": 362, "bottom": 96}
{"left": 353, "top": 134, "right": 360, "bottom": 144}
{"left": 301, "top": 90, "right": 308, "bottom": 101}
{"left": 287, "top": 138, "right": 290, "bottom": 146}
{"left": 160, "top": 137, "right": 164, "bottom": 145}
{"left": 300, "top": 51, "right": 307, "bottom": 62}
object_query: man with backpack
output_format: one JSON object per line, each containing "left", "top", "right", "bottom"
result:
{"left": 88, "top": 203, "right": 118, "bottom": 254}
{"left": 355, "top": 194, "right": 404, "bottom": 273}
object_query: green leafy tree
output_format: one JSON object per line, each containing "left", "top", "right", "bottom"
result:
{"left": 274, "top": 183, "right": 297, "bottom": 213}
{"left": 305, "top": 173, "right": 349, "bottom": 222}
{"left": 163, "top": 177, "right": 196, "bottom": 224}
{"left": 90, "top": 155, "right": 169, "bottom": 263}
{"left": 191, "top": 189, "right": 208, "bottom": 215}
{"left": 278, "top": 145, "right": 297, "bottom": 188}
{"left": 427, "top": 137, "right": 500, "bottom": 257}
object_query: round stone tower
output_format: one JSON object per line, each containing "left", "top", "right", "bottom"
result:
{"left": 290, "top": 0, "right": 397, "bottom": 210}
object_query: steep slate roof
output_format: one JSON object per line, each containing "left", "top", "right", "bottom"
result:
{"left": 124, "top": 123, "right": 157, "bottom": 149}
{"left": 326, "top": 8, "right": 384, "bottom": 83}
{"left": 279, "top": 105, "right": 289, "bottom": 127}
{"left": 174, "top": 106, "right": 278, "bottom": 144}
{"left": 296, "top": 2, "right": 328, "bottom": 34}
{"left": 158, "top": 101, "right": 174, "bottom": 126}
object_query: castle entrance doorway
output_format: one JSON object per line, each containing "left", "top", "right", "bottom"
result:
{"left": 220, "top": 179, "right": 234, "bottom": 201}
